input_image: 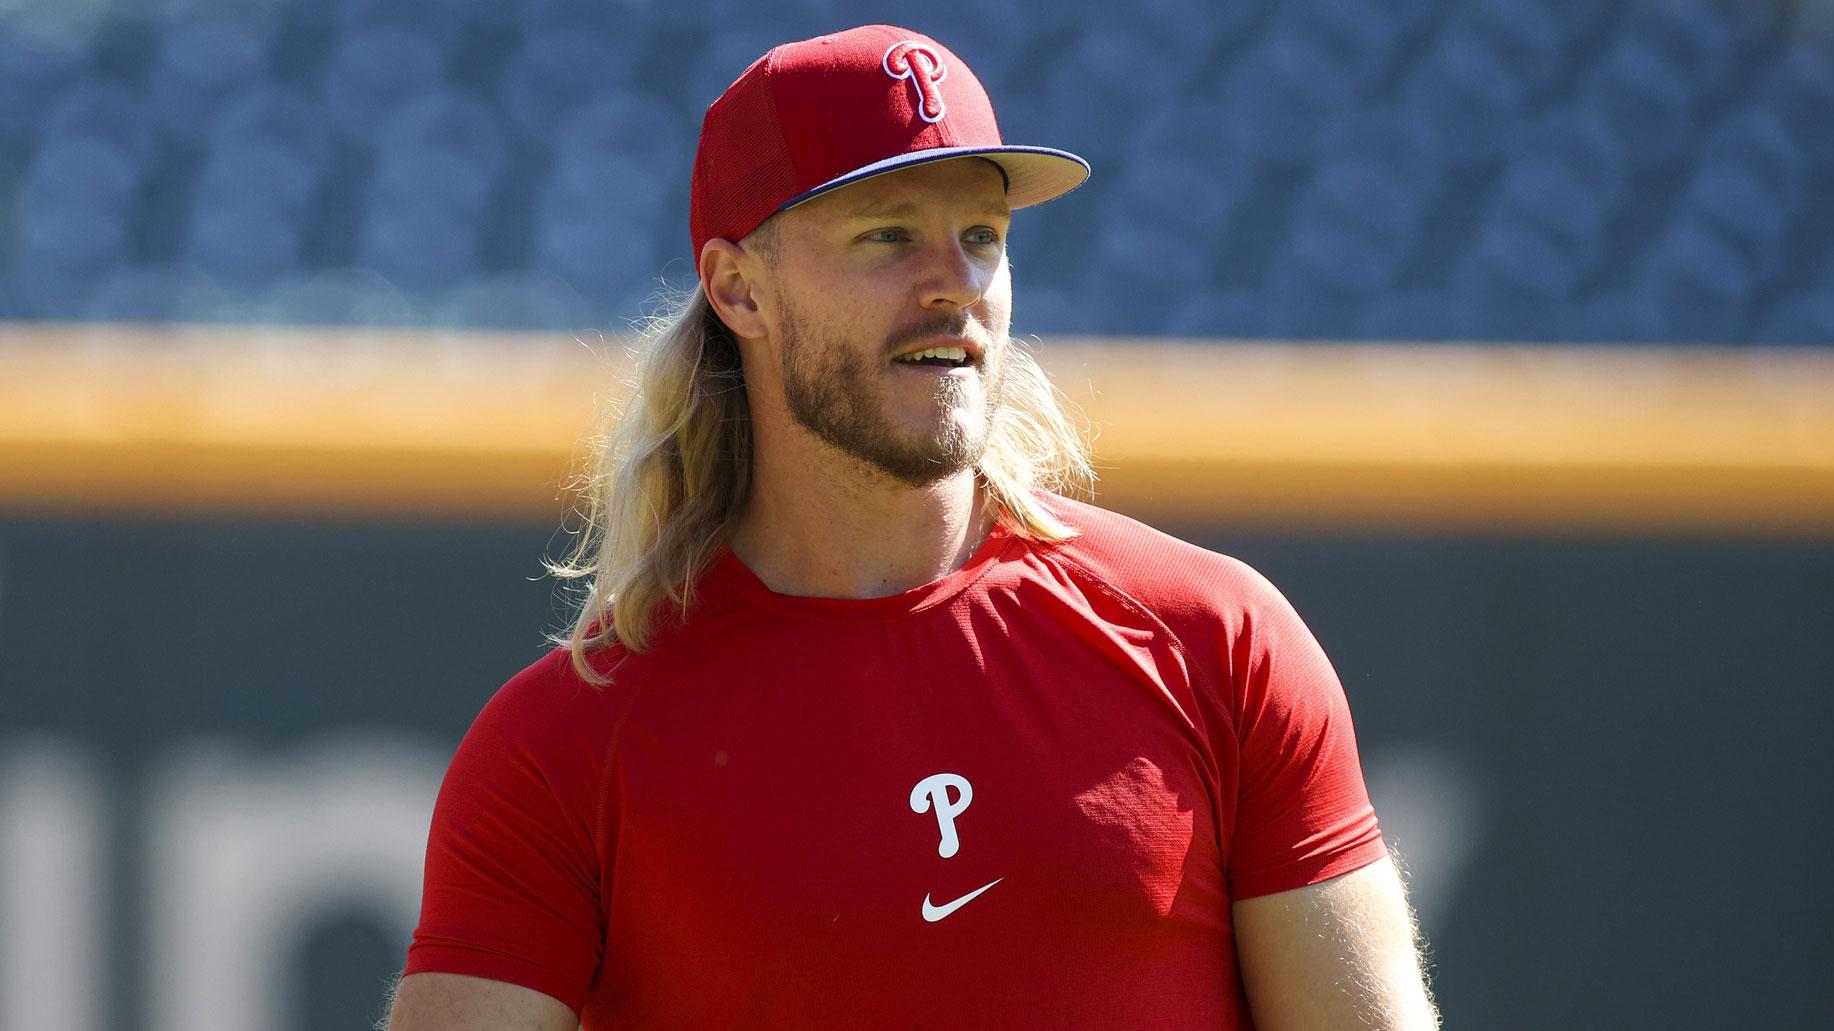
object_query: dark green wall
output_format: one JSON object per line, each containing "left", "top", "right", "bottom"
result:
{"left": 1, "top": 517, "right": 1828, "bottom": 1029}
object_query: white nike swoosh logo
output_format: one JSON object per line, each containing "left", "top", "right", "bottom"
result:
{"left": 921, "top": 877, "right": 1003, "bottom": 922}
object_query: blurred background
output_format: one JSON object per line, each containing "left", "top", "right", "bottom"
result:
{"left": 0, "top": 0, "right": 1830, "bottom": 1028}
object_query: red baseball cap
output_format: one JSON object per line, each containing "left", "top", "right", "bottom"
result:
{"left": 689, "top": 24, "right": 1090, "bottom": 270}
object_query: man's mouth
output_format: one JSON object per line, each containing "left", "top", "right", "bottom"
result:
{"left": 892, "top": 345, "right": 974, "bottom": 369}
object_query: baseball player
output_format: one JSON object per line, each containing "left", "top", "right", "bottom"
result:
{"left": 387, "top": 24, "right": 1438, "bottom": 1030}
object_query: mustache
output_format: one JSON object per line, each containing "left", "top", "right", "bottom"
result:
{"left": 883, "top": 312, "right": 989, "bottom": 355}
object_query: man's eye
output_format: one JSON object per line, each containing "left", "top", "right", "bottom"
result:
{"left": 867, "top": 229, "right": 906, "bottom": 243}
{"left": 967, "top": 228, "right": 1002, "bottom": 246}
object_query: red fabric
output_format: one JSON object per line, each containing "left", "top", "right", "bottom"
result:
{"left": 405, "top": 496, "right": 1386, "bottom": 1026}
{"left": 690, "top": 25, "right": 1000, "bottom": 259}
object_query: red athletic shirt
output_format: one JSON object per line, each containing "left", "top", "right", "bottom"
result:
{"left": 405, "top": 496, "right": 1386, "bottom": 1027}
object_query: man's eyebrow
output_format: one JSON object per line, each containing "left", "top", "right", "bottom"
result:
{"left": 842, "top": 200, "right": 1012, "bottom": 221}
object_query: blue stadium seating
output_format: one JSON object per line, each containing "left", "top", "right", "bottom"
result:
{"left": 1040, "top": 28, "right": 1185, "bottom": 166}
{"left": 550, "top": 93, "right": 687, "bottom": 206}
{"left": 1677, "top": 163, "right": 1795, "bottom": 291}
{"left": 212, "top": 85, "right": 337, "bottom": 176}
{"left": 1268, "top": 214, "right": 1398, "bottom": 339}
{"left": 1506, "top": 112, "right": 1630, "bottom": 212}
{"left": 184, "top": 194, "right": 306, "bottom": 295}
{"left": 1456, "top": 0, "right": 1578, "bottom": 99}
{"left": 1165, "top": 290, "right": 1266, "bottom": 340}
{"left": 1640, "top": 222, "right": 1759, "bottom": 343}
{"left": 1578, "top": 38, "right": 1696, "bottom": 173}
{"left": 335, "top": 0, "right": 465, "bottom": 42}
{"left": 1080, "top": 0, "right": 1219, "bottom": 77}
{"left": 1454, "top": 219, "right": 1590, "bottom": 342}
{"left": 1101, "top": 156, "right": 1242, "bottom": 253}
{"left": 1489, "top": 164, "right": 1612, "bottom": 274}
{"left": 1359, "top": 292, "right": 1459, "bottom": 342}
{"left": 0, "top": 0, "right": 1828, "bottom": 345}
{"left": 1755, "top": 291, "right": 1834, "bottom": 347}
{"left": 1619, "top": 0, "right": 1751, "bottom": 110}
{"left": 14, "top": 140, "right": 140, "bottom": 316}
{"left": 1272, "top": 0, "right": 1422, "bottom": 90}
{"left": 1319, "top": 107, "right": 1440, "bottom": 194}
{"left": 499, "top": 22, "right": 638, "bottom": 141}
{"left": 194, "top": 143, "right": 320, "bottom": 224}
{"left": 436, "top": 271, "right": 595, "bottom": 330}
{"left": 1574, "top": 293, "right": 1663, "bottom": 344}
{"left": 530, "top": 182, "right": 672, "bottom": 322}
{"left": 42, "top": 81, "right": 160, "bottom": 164}
{"left": 1221, "top": 27, "right": 1355, "bottom": 165}
{"left": 86, "top": 264, "right": 230, "bottom": 323}
{"left": 148, "top": 19, "right": 269, "bottom": 142}
{"left": 381, "top": 88, "right": 510, "bottom": 191}
{"left": 1753, "top": 42, "right": 1834, "bottom": 173}
{"left": 261, "top": 268, "right": 418, "bottom": 326}
{"left": 1011, "top": 285, "right": 1086, "bottom": 338}
{"left": 320, "top": 25, "right": 448, "bottom": 146}
{"left": 0, "top": 31, "right": 86, "bottom": 138}
{"left": 1400, "top": 27, "right": 1537, "bottom": 168}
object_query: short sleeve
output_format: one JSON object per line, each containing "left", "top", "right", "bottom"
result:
{"left": 404, "top": 654, "right": 616, "bottom": 1015}
{"left": 1221, "top": 563, "right": 1387, "bottom": 900}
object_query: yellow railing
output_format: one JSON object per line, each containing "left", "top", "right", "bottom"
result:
{"left": 3, "top": 323, "right": 1832, "bottom": 533}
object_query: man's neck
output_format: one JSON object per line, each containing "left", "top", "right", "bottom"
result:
{"left": 728, "top": 448, "right": 992, "bottom": 600}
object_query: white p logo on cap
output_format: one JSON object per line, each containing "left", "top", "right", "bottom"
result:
{"left": 883, "top": 41, "right": 948, "bottom": 123}
{"left": 910, "top": 772, "right": 972, "bottom": 858}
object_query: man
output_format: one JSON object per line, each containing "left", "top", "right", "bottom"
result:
{"left": 388, "top": 24, "right": 1439, "bottom": 1030}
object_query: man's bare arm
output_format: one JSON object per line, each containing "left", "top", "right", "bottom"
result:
{"left": 1232, "top": 854, "right": 1440, "bottom": 1030}
{"left": 383, "top": 972, "right": 577, "bottom": 1031}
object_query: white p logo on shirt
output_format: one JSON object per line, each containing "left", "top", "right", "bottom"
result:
{"left": 910, "top": 773, "right": 973, "bottom": 858}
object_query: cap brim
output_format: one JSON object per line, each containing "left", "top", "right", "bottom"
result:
{"left": 779, "top": 145, "right": 1091, "bottom": 213}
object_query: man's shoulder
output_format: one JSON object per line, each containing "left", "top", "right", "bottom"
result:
{"left": 1030, "top": 493, "right": 1284, "bottom": 621}
{"left": 474, "top": 642, "right": 648, "bottom": 746}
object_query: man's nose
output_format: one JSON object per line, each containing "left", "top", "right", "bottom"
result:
{"left": 919, "top": 238, "right": 991, "bottom": 310}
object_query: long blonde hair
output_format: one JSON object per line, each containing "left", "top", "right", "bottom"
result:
{"left": 548, "top": 285, "right": 1095, "bottom": 683}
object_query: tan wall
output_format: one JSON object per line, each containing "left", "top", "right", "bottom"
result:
{"left": 3, "top": 323, "right": 1832, "bottom": 534}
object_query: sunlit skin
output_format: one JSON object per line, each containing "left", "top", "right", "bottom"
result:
{"left": 699, "top": 157, "right": 1014, "bottom": 600}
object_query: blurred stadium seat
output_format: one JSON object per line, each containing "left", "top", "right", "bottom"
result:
{"left": 261, "top": 267, "right": 418, "bottom": 326}
{"left": 11, "top": 139, "right": 140, "bottom": 315}
{"left": 550, "top": 93, "right": 687, "bottom": 205}
{"left": 1579, "top": 37, "right": 1698, "bottom": 173}
{"left": 320, "top": 25, "right": 448, "bottom": 146}
{"left": 0, "top": 30, "right": 87, "bottom": 137}
{"left": 1165, "top": 289, "right": 1266, "bottom": 340}
{"left": 382, "top": 88, "right": 510, "bottom": 189}
{"left": 184, "top": 192, "right": 306, "bottom": 296}
{"left": 530, "top": 180, "right": 669, "bottom": 323}
{"left": 1454, "top": 218, "right": 1590, "bottom": 342}
{"left": 1221, "top": 27, "right": 1355, "bottom": 166}
{"left": 1641, "top": 222, "right": 1759, "bottom": 344}
{"left": 1755, "top": 290, "right": 1834, "bottom": 347}
{"left": 1399, "top": 27, "right": 1537, "bottom": 168}
{"left": 435, "top": 270, "right": 594, "bottom": 330}
{"left": 499, "top": 22, "right": 636, "bottom": 141}
{"left": 42, "top": 81, "right": 160, "bottom": 164}
{"left": 85, "top": 263, "right": 230, "bottom": 323}
{"left": 1271, "top": 0, "right": 1427, "bottom": 91}
{"left": 148, "top": 19, "right": 269, "bottom": 143}
{"left": 212, "top": 85, "right": 337, "bottom": 174}
{"left": 335, "top": 0, "right": 465, "bottom": 42}
{"left": 1752, "top": 42, "right": 1834, "bottom": 173}
{"left": 1040, "top": 27, "right": 1185, "bottom": 166}
{"left": 0, "top": 0, "right": 1824, "bottom": 346}
{"left": 1359, "top": 292, "right": 1458, "bottom": 342}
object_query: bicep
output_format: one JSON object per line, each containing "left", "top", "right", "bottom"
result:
{"left": 1232, "top": 856, "right": 1439, "bottom": 1031}
{"left": 387, "top": 972, "right": 578, "bottom": 1031}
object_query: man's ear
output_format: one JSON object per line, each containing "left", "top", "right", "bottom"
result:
{"left": 700, "top": 238, "right": 767, "bottom": 339}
